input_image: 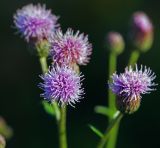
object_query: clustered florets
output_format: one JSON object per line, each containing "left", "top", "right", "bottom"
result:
{"left": 110, "top": 65, "right": 156, "bottom": 99}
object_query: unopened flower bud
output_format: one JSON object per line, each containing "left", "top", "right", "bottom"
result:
{"left": 106, "top": 32, "right": 125, "bottom": 55}
{"left": 36, "top": 39, "right": 50, "bottom": 57}
{"left": 116, "top": 96, "right": 141, "bottom": 114}
{"left": 130, "top": 11, "right": 153, "bottom": 52}
{"left": 0, "top": 135, "right": 6, "bottom": 148}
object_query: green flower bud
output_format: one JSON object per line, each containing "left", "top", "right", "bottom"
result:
{"left": 106, "top": 32, "right": 125, "bottom": 55}
{"left": 36, "top": 39, "right": 50, "bottom": 57}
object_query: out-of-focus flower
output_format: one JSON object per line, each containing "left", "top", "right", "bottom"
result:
{"left": 106, "top": 32, "right": 125, "bottom": 55}
{"left": 39, "top": 66, "right": 84, "bottom": 107}
{"left": 0, "top": 135, "right": 6, "bottom": 148}
{"left": 0, "top": 117, "right": 13, "bottom": 140}
{"left": 14, "top": 4, "right": 59, "bottom": 42}
{"left": 49, "top": 28, "right": 92, "bottom": 66}
{"left": 130, "top": 11, "right": 153, "bottom": 52}
{"left": 109, "top": 65, "right": 157, "bottom": 114}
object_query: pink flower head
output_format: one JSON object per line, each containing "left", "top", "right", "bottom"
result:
{"left": 49, "top": 28, "right": 92, "bottom": 66}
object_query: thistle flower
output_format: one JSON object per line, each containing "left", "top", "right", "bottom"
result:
{"left": 49, "top": 28, "right": 92, "bottom": 66}
{"left": 39, "top": 66, "right": 84, "bottom": 106}
{"left": 130, "top": 11, "right": 153, "bottom": 52}
{"left": 109, "top": 65, "right": 157, "bottom": 114}
{"left": 106, "top": 32, "right": 125, "bottom": 55}
{"left": 14, "top": 4, "right": 59, "bottom": 42}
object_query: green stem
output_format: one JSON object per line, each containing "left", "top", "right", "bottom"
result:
{"left": 128, "top": 50, "right": 140, "bottom": 66}
{"left": 106, "top": 120, "right": 120, "bottom": 148}
{"left": 39, "top": 56, "right": 48, "bottom": 74}
{"left": 107, "top": 52, "right": 119, "bottom": 148}
{"left": 52, "top": 102, "right": 61, "bottom": 122}
{"left": 97, "top": 112, "right": 123, "bottom": 148}
{"left": 58, "top": 107, "right": 67, "bottom": 148}
{"left": 108, "top": 52, "right": 117, "bottom": 114}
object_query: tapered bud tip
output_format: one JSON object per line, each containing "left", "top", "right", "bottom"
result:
{"left": 130, "top": 11, "right": 154, "bottom": 52}
{"left": 106, "top": 32, "right": 125, "bottom": 55}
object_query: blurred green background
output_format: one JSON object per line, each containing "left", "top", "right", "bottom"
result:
{"left": 0, "top": 0, "right": 160, "bottom": 147}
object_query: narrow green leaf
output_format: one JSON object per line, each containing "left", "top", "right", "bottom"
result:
{"left": 88, "top": 124, "right": 104, "bottom": 138}
{"left": 94, "top": 106, "right": 114, "bottom": 117}
{"left": 42, "top": 101, "right": 55, "bottom": 116}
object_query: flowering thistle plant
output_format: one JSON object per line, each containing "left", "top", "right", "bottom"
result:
{"left": 13, "top": 3, "right": 157, "bottom": 148}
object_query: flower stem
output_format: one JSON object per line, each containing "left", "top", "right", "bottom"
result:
{"left": 52, "top": 102, "right": 61, "bottom": 122}
{"left": 97, "top": 112, "right": 123, "bottom": 148}
{"left": 108, "top": 52, "right": 117, "bottom": 114}
{"left": 58, "top": 107, "right": 67, "bottom": 148}
{"left": 106, "top": 119, "right": 120, "bottom": 148}
{"left": 106, "top": 52, "right": 119, "bottom": 148}
{"left": 39, "top": 56, "right": 48, "bottom": 74}
{"left": 128, "top": 50, "right": 140, "bottom": 66}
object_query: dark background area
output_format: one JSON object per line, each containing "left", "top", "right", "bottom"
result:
{"left": 0, "top": 0, "right": 160, "bottom": 147}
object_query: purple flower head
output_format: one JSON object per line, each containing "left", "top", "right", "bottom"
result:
{"left": 132, "top": 12, "right": 153, "bottom": 33}
{"left": 14, "top": 4, "right": 59, "bottom": 42}
{"left": 39, "top": 66, "right": 84, "bottom": 107}
{"left": 130, "top": 11, "right": 153, "bottom": 52}
{"left": 109, "top": 65, "right": 157, "bottom": 113}
{"left": 49, "top": 28, "right": 92, "bottom": 66}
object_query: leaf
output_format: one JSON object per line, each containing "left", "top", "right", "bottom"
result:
{"left": 94, "top": 106, "right": 114, "bottom": 117}
{"left": 88, "top": 124, "right": 104, "bottom": 138}
{"left": 42, "top": 101, "right": 55, "bottom": 116}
